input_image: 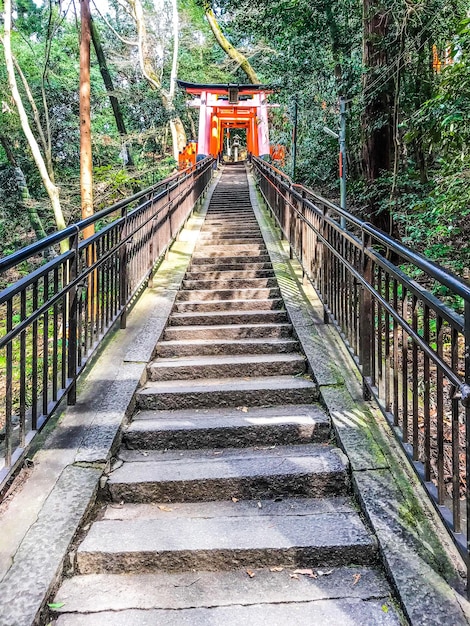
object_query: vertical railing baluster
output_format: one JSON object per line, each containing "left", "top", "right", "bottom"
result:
{"left": 436, "top": 315, "right": 445, "bottom": 504}
{"left": 402, "top": 287, "right": 409, "bottom": 442}
{"left": 67, "top": 229, "right": 79, "bottom": 406}
{"left": 19, "top": 290, "right": 26, "bottom": 447}
{"left": 5, "top": 298, "right": 13, "bottom": 466}
{"left": 360, "top": 231, "right": 372, "bottom": 399}
{"left": 412, "top": 295, "right": 419, "bottom": 459}
{"left": 423, "top": 305, "right": 431, "bottom": 480}
{"left": 451, "top": 327, "right": 460, "bottom": 533}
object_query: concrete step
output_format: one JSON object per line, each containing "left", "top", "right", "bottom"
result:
{"left": 198, "top": 236, "right": 264, "bottom": 246}
{"left": 136, "top": 375, "right": 318, "bottom": 410}
{"left": 185, "top": 269, "right": 275, "bottom": 280}
{"left": 175, "top": 287, "right": 280, "bottom": 302}
{"left": 192, "top": 246, "right": 267, "bottom": 258}
{"left": 108, "top": 443, "right": 347, "bottom": 502}
{"left": 155, "top": 338, "right": 300, "bottom": 358}
{"left": 52, "top": 566, "right": 397, "bottom": 625}
{"left": 197, "top": 239, "right": 265, "bottom": 247}
{"left": 54, "top": 598, "right": 400, "bottom": 626}
{"left": 198, "top": 232, "right": 262, "bottom": 239}
{"left": 188, "top": 261, "right": 273, "bottom": 273}
{"left": 147, "top": 352, "right": 306, "bottom": 381}
{"left": 124, "top": 404, "right": 330, "bottom": 449}
{"left": 181, "top": 277, "right": 278, "bottom": 291}
{"left": 173, "top": 298, "right": 284, "bottom": 312}
{"left": 190, "top": 255, "right": 272, "bottom": 265}
{"left": 163, "top": 322, "right": 292, "bottom": 341}
{"left": 168, "top": 309, "right": 288, "bottom": 326}
{"left": 76, "top": 496, "right": 377, "bottom": 575}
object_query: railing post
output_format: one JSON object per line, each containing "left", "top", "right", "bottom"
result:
{"left": 321, "top": 204, "right": 329, "bottom": 324}
{"left": 465, "top": 300, "right": 470, "bottom": 596}
{"left": 119, "top": 208, "right": 129, "bottom": 329}
{"left": 67, "top": 229, "right": 79, "bottom": 405}
{"left": 360, "top": 230, "right": 373, "bottom": 400}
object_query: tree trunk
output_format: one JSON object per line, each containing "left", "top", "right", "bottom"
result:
{"left": 361, "top": 0, "right": 393, "bottom": 234}
{"left": 127, "top": 0, "right": 186, "bottom": 161}
{"left": 203, "top": 3, "right": 259, "bottom": 84}
{"left": 2, "top": 0, "right": 67, "bottom": 249}
{"left": 90, "top": 17, "right": 135, "bottom": 167}
{"left": 80, "top": 0, "right": 94, "bottom": 239}
{"left": 0, "top": 135, "right": 48, "bottom": 242}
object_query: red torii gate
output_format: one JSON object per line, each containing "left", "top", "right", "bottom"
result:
{"left": 177, "top": 81, "right": 273, "bottom": 162}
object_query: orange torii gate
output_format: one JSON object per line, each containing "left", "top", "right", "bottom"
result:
{"left": 177, "top": 81, "right": 273, "bottom": 162}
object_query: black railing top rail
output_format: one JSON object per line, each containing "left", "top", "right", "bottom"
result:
{"left": 252, "top": 156, "right": 470, "bottom": 407}
{"left": 0, "top": 159, "right": 212, "bottom": 274}
{"left": 253, "top": 157, "right": 470, "bottom": 302}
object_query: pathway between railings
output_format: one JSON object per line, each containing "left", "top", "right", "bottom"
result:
{"left": 0, "top": 164, "right": 468, "bottom": 626}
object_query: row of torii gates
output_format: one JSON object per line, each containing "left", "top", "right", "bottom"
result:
{"left": 177, "top": 80, "right": 283, "bottom": 166}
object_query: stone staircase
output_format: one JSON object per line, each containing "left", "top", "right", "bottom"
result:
{"left": 51, "top": 165, "right": 401, "bottom": 625}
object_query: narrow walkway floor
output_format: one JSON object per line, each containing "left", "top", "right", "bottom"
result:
{"left": 52, "top": 165, "right": 401, "bottom": 624}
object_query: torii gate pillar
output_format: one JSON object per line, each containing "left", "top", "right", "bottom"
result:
{"left": 178, "top": 81, "right": 274, "bottom": 162}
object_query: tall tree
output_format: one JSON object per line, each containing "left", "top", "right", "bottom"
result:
{"left": 80, "top": 0, "right": 94, "bottom": 237}
{"left": 90, "top": 17, "right": 134, "bottom": 168}
{"left": 2, "top": 0, "right": 67, "bottom": 243}
{"left": 361, "top": 0, "right": 393, "bottom": 233}
{"left": 127, "top": 0, "right": 187, "bottom": 160}
{"left": 202, "top": 1, "right": 259, "bottom": 83}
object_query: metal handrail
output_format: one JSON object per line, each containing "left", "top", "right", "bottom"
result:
{"left": 252, "top": 155, "right": 470, "bottom": 565}
{"left": 0, "top": 158, "right": 214, "bottom": 494}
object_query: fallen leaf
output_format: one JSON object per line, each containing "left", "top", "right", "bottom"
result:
{"left": 48, "top": 603, "right": 65, "bottom": 610}
{"left": 293, "top": 568, "right": 316, "bottom": 578}
{"left": 246, "top": 569, "right": 256, "bottom": 578}
{"left": 231, "top": 497, "right": 239, "bottom": 503}
{"left": 157, "top": 505, "right": 173, "bottom": 512}
{"left": 270, "top": 566, "right": 284, "bottom": 572}
{"left": 352, "top": 573, "right": 361, "bottom": 586}
{"left": 317, "top": 569, "right": 333, "bottom": 577}
{"left": 290, "top": 573, "right": 300, "bottom": 580}
{"left": 382, "top": 604, "right": 389, "bottom": 613}
{"left": 241, "top": 406, "right": 249, "bottom": 413}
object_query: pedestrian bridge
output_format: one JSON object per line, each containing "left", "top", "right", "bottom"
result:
{"left": 0, "top": 159, "right": 469, "bottom": 625}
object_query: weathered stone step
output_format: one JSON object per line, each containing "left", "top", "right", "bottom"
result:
{"left": 108, "top": 443, "right": 346, "bottom": 503}
{"left": 52, "top": 565, "right": 395, "bottom": 620}
{"left": 202, "top": 216, "right": 258, "bottom": 223}
{"left": 199, "top": 224, "right": 261, "bottom": 230}
{"left": 175, "top": 287, "right": 280, "bottom": 302}
{"left": 204, "top": 215, "right": 256, "bottom": 223}
{"left": 188, "top": 261, "right": 273, "bottom": 273}
{"left": 181, "top": 277, "right": 278, "bottom": 290}
{"left": 192, "top": 245, "right": 267, "bottom": 257}
{"left": 190, "top": 254, "right": 271, "bottom": 265}
{"left": 136, "top": 375, "right": 318, "bottom": 410}
{"left": 163, "top": 322, "right": 292, "bottom": 341}
{"left": 168, "top": 309, "right": 287, "bottom": 326}
{"left": 53, "top": 598, "right": 400, "bottom": 626}
{"left": 198, "top": 232, "right": 262, "bottom": 240}
{"left": 196, "top": 237, "right": 265, "bottom": 246}
{"left": 156, "top": 337, "right": 299, "bottom": 358}
{"left": 124, "top": 404, "right": 330, "bottom": 449}
{"left": 185, "top": 269, "right": 275, "bottom": 280}
{"left": 147, "top": 352, "right": 305, "bottom": 381}
{"left": 76, "top": 496, "right": 377, "bottom": 575}
{"left": 173, "top": 298, "right": 284, "bottom": 313}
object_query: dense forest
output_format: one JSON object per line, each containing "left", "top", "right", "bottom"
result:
{"left": 1, "top": 0, "right": 469, "bottom": 278}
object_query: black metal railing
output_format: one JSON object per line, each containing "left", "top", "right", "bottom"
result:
{"left": 0, "top": 158, "right": 213, "bottom": 493}
{"left": 252, "top": 155, "right": 470, "bottom": 563}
